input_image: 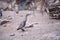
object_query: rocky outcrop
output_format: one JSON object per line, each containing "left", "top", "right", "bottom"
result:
{"left": 0, "top": 0, "right": 60, "bottom": 11}
{"left": 0, "top": 1, "right": 8, "bottom": 9}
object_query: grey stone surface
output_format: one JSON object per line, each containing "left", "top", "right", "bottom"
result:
{"left": 0, "top": 11, "right": 60, "bottom": 40}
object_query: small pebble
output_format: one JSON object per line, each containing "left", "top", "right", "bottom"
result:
{"left": 10, "top": 34, "right": 15, "bottom": 36}
{"left": 3, "top": 25, "right": 7, "bottom": 27}
{"left": 21, "top": 34, "right": 24, "bottom": 36}
{"left": 34, "top": 23, "right": 39, "bottom": 24}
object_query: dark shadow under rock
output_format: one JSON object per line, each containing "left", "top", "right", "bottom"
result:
{"left": 0, "top": 20, "right": 10, "bottom": 25}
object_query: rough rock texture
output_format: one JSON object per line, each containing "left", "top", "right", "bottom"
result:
{"left": 0, "top": 0, "right": 60, "bottom": 40}
{"left": 40, "top": 31, "right": 60, "bottom": 40}
{"left": 0, "top": 11, "right": 60, "bottom": 40}
{"left": 0, "top": 1, "right": 8, "bottom": 9}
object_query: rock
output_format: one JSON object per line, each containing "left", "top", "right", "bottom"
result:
{"left": 40, "top": 31, "right": 60, "bottom": 40}
{"left": 28, "top": 24, "right": 34, "bottom": 27}
{"left": 0, "top": 20, "right": 10, "bottom": 25}
{"left": 10, "top": 34, "right": 15, "bottom": 36}
{"left": 34, "top": 23, "right": 39, "bottom": 25}
{"left": 3, "top": 25, "right": 7, "bottom": 27}
{"left": 0, "top": 1, "right": 8, "bottom": 10}
{"left": 25, "top": 24, "right": 34, "bottom": 28}
{"left": 21, "top": 34, "right": 24, "bottom": 36}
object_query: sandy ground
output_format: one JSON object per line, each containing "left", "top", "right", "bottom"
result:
{"left": 0, "top": 10, "right": 60, "bottom": 40}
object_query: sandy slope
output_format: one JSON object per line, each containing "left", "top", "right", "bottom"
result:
{"left": 0, "top": 10, "right": 60, "bottom": 40}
